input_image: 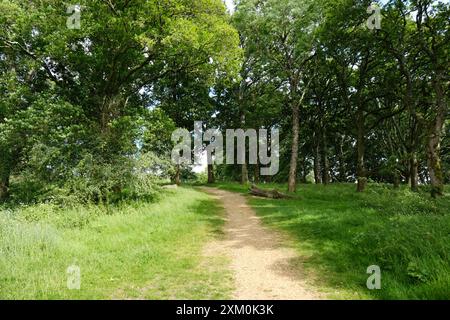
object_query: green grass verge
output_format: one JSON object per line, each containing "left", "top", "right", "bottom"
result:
{"left": 0, "top": 188, "right": 232, "bottom": 300}
{"left": 213, "top": 182, "right": 450, "bottom": 300}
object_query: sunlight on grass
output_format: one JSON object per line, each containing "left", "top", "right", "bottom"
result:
{"left": 0, "top": 188, "right": 232, "bottom": 300}
{"left": 214, "top": 182, "right": 450, "bottom": 300}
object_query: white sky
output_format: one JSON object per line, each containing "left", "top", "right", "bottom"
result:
{"left": 193, "top": 152, "right": 208, "bottom": 174}
{"left": 224, "top": 0, "right": 235, "bottom": 13}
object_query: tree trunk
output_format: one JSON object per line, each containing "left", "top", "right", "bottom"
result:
{"left": 0, "top": 182, "right": 8, "bottom": 201}
{"left": 100, "top": 95, "right": 122, "bottom": 135}
{"left": 427, "top": 77, "right": 446, "bottom": 197}
{"left": 338, "top": 135, "right": 346, "bottom": 182}
{"left": 356, "top": 110, "right": 367, "bottom": 192}
{"left": 314, "top": 144, "right": 322, "bottom": 184}
{"left": 408, "top": 116, "right": 420, "bottom": 192}
{"left": 207, "top": 164, "right": 215, "bottom": 184}
{"left": 397, "top": 50, "right": 420, "bottom": 191}
{"left": 416, "top": 13, "right": 447, "bottom": 197}
{"left": 410, "top": 152, "right": 419, "bottom": 192}
{"left": 254, "top": 162, "right": 260, "bottom": 184}
{"left": 288, "top": 103, "right": 300, "bottom": 192}
{"left": 175, "top": 165, "right": 181, "bottom": 186}
{"left": 0, "top": 175, "right": 9, "bottom": 201}
{"left": 321, "top": 129, "right": 330, "bottom": 185}
{"left": 0, "top": 159, "right": 10, "bottom": 201}
{"left": 241, "top": 163, "right": 248, "bottom": 185}
{"left": 249, "top": 185, "right": 292, "bottom": 199}
{"left": 300, "top": 155, "right": 308, "bottom": 183}
{"left": 240, "top": 111, "right": 249, "bottom": 185}
{"left": 405, "top": 160, "right": 411, "bottom": 186}
{"left": 287, "top": 78, "right": 311, "bottom": 193}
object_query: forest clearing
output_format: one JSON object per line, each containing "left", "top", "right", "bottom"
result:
{"left": 0, "top": 0, "right": 449, "bottom": 302}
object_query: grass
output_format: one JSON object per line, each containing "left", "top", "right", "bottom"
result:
{"left": 0, "top": 187, "right": 232, "bottom": 300}
{"left": 213, "top": 182, "right": 450, "bottom": 300}
{"left": 2, "top": 181, "right": 448, "bottom": 300}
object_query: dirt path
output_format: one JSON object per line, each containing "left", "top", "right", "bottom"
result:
{"left": 201, "top": 187, "right": 322, "bottom": 300}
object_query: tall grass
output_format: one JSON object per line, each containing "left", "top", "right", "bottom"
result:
{"left": 0, "top": 188, "right": 232, "bottom": 299}
{"left": 215, "top": 182, "right": 450, "bottom": 299}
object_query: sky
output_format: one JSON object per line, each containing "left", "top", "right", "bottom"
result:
{"left": 224, "top": 0, "right": 235, "bottom": 13}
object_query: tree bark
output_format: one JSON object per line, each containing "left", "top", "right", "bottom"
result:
{"left": 300, "top": 155, "right": 308, "bottom": 183}
{"left": 405, "top": 160, "right": 411, "bottom": 186}
{"left": 415, "top": 12, "right": 447, "bottom": 197}
{"left": 338, "top": 135, "right": 346, "bottom": 182}
{"left": 0, "top": 175, "right": 10, "bottom": 201}
{"left": 0, "top": 146, "right": 13, "bottom": 201}
{"left": 174, "top": 165, "right": 181, "bottom": 186}
{"left": 100, "top": 95, "right": 121, "bottom": 135}
{"left": 249, "top": 185, "right": 292, "bottom": 199}
{"left": 241, "top": 163, "right": 249, "bottom": 185}
{"left": 321, "top": 129, "right": 330, "bottom": 185}
{"left": 288, "top": 78, "right": 310, "bottom": 193}
{"left": 254, "top": 162, "right": 260, "bottom": 184}
{"left": 0, "top": 179, "right": 9, "bottom": 201}
{"left": 240, "top": 112, "right": 249, "bottom": 185}
{"left": 407, "top": 114, "right": 420, "bottom": 192}
{"left": 356, "top": 110, "right": 367, "bottom": 192}
{"left": 394, "top": 49, "right": 420, "bottom": 193}
{"left": 427, "top": 76, "right": 447, "bottom": 197}
{"left": 313, "top": 143, "right": 322, "bottom": 184}
{"left": 207, "top": 164, "right": 215, "bottom": 184}
{"left": 288, "top": 102, "right": 300, "bottom": 192}
{"left": 0, "top": 159, "right": 10, "bottom": 201}
{"left": 410, "top": 152, "right": 419, "bottom": 192}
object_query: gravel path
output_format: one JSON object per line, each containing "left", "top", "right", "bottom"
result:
{"left": 201, "top": 187, "right": 322, "bottom": 300}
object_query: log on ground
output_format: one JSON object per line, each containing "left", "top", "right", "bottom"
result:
{"left": 248, "top": 185, "right": 293, "bottom": 199}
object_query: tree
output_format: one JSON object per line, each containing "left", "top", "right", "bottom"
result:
{"left": 413, "top": 0, "right": 449, "bottom": 197}
{"left": 0, "top": 0, "right": 241, "bottom": 201}
{"left": 234, "top": 0, "right": 321, "bottom": 192}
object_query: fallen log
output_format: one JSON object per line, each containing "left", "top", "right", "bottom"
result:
{"left": 162, "top": 184, "right": 178, "bottom": 189}
{"left": 248, "top": 184, "right": 293, "bottom": 199}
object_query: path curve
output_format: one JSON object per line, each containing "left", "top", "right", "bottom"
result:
{"left": 201, "top": 187, "right": 321, "bottom": 300}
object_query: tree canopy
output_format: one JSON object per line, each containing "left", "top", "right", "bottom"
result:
{"left": 0, "top": 0, "right": 448, "bottom": 203}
